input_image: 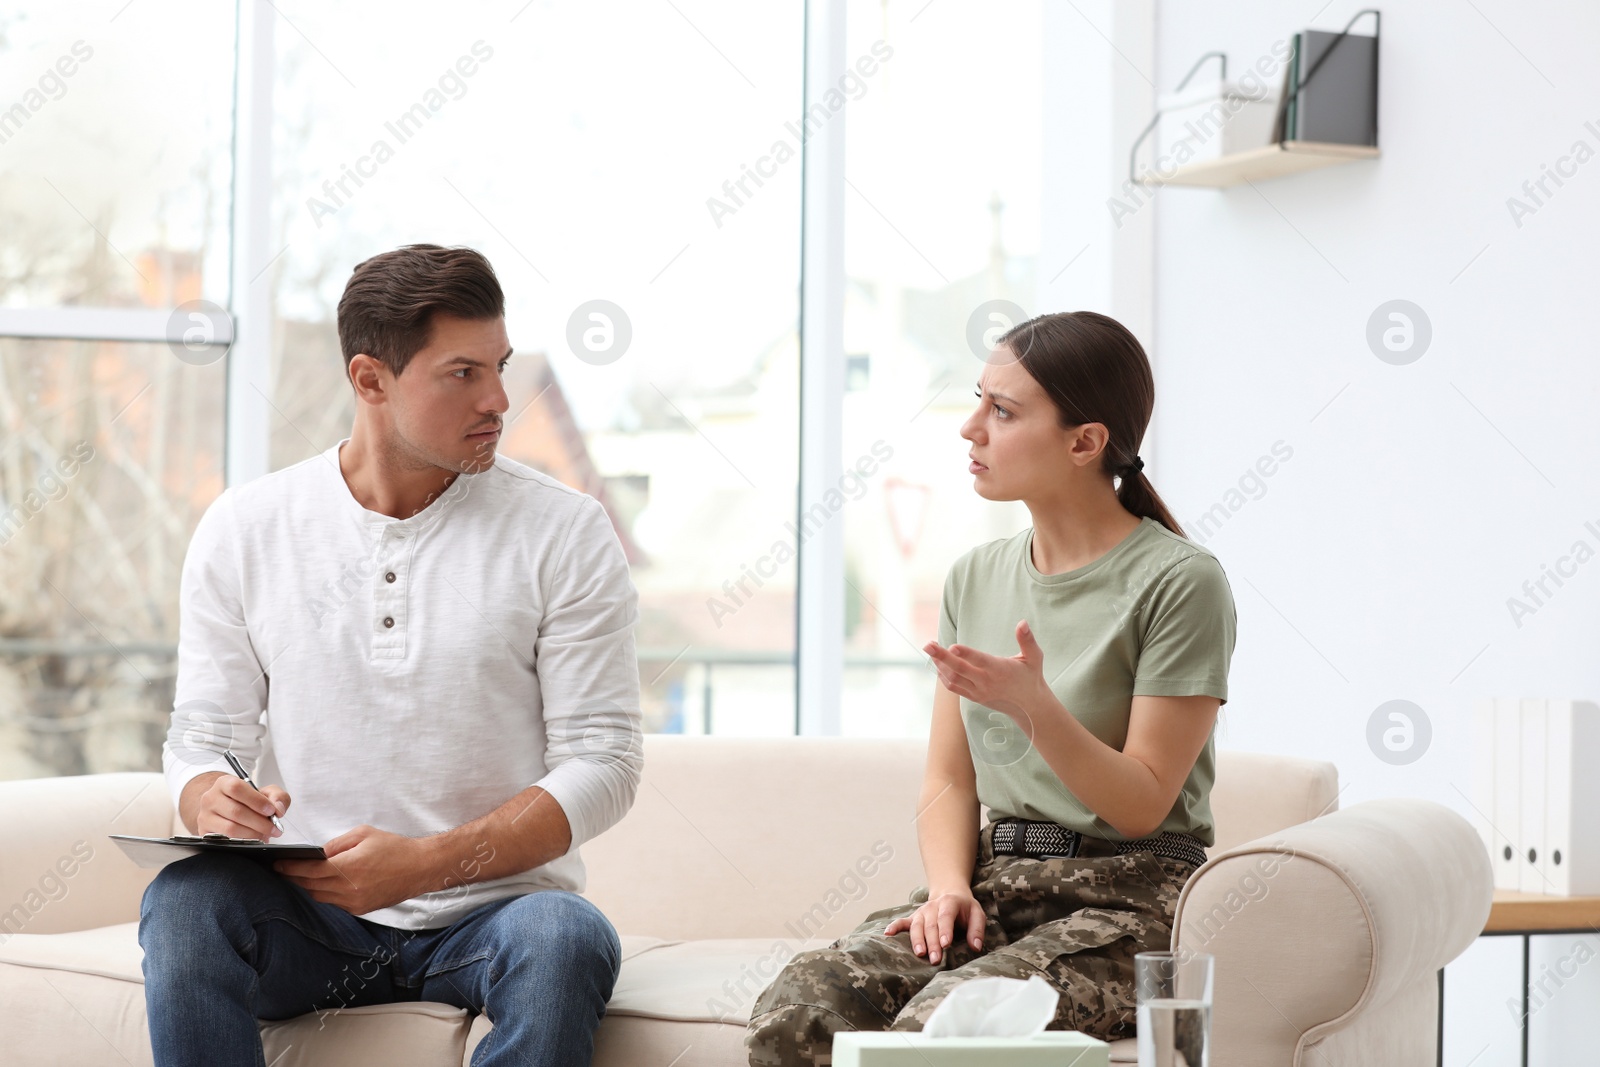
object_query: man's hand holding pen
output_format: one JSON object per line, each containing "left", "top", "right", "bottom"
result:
{"left": 193, "top": 773, "right": 290, "bottom": 841}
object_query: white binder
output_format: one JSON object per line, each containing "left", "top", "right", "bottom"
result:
{"left": 1490, "top": 697, "right": 1522, "bottom": 891}
{"left": 1518, "top": 699, "right": 1547, "bottom": 892}
{"left": 1541, "top": 699, "right": 1600, "bottom": 895}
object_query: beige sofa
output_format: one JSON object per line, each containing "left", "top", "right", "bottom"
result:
{"left": 0, "top": 737, "right": 1491, "bottom": 1066}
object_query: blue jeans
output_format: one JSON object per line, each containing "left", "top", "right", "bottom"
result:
{"left": 138, "top": 852, "right": 621, "bottom": 1067}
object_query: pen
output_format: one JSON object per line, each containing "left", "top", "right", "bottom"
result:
{"left": 222, "top": 749, "right": 285, "bottom": 833}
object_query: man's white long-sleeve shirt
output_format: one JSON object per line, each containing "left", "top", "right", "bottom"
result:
{"left": 163, "top": 438, "right": 644, "bottom": 929}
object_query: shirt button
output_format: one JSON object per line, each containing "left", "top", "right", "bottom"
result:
{"left": 383, "top": 616, "right": 395, "bottom": 628}
{"left": 385, "top": 572, "right": 396, "bottom": 583}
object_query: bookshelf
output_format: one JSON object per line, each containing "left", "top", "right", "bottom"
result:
{"left": 1137, "top": 10, "right": 1381, "bottom": 191}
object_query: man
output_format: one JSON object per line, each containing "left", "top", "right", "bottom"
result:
{"left": 139, "top": 244, "right": 643, "bottom": 1067}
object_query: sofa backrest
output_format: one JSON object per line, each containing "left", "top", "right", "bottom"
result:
{"left": 0, "top": 771, "right": 172, "bottom": 935}
{"left": 0, "top": 741, "right": 1338, "bottom": 939}
{"left": 580, "top": 736, "right": 928, "bottom": 943}
{"left": 1208, "top": 748, "right": 1340, "bottom": 854}
{"left": 581, "top": 737, "right": 1341, "bottom": 941}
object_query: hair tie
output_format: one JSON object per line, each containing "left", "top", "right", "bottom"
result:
{"left": 1123, "top": 455, "right": 1144, "bottom": 477}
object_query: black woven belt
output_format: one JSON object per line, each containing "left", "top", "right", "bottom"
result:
{"left": 990, "top": 817, "right": 1208, "bottom": 870}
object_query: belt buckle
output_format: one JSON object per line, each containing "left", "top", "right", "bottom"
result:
{"left": 1065, "top": 828, "right": 1082, "bottom": 859}
{"left": 1072, "top": 832, "right": 1117, "bottom": 859}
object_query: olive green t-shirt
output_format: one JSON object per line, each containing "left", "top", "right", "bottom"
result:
{"left": 937, "top": 516, "right": 1236, "bottom": 847}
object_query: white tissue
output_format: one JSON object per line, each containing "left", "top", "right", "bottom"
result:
{"left": 921, "top": 975, "right": 1061, "bottom": 1038}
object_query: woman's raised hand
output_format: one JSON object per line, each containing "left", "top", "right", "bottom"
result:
{"left": 923, "top": 619, "right": 1048, "bottom": 720}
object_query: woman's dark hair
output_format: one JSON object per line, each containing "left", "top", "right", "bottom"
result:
{"left": 997, "top": 310, "right": 1186, "bottom": 537}
{"left": 336, "top": 243, "right": 505, "bottom": 379}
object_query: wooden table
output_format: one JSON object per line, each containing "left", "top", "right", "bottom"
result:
{"left": 1438, "top": 890, "right": 1600, "bottom": 1067}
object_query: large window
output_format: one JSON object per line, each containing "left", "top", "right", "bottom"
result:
{"left": 0, "top": 0, "right": 1106, "bottom": 780}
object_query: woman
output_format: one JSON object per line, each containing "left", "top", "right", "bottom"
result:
{"left": 745, "top": 311, "right": 1236, "bottom": 1066}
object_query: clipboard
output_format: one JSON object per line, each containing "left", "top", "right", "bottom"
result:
{"left": 109, "top": 833, "right": 326, "bottom": 868}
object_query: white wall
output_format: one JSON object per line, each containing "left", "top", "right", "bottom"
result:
{"left": 1149, "top": 2, "right": 1600, "bottom": 1064}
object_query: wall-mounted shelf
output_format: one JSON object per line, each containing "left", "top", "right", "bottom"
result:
{"left": 1145, "top": 140, "right": 1379, "bottom": 189}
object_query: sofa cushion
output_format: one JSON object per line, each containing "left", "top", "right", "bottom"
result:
{"left": 469, "top": 1012, "right": 759, "bottom": 1067}
{"left": 259, "top": 1001, "right": 476, "bottom": 1067}
{"left": 608, "top": 937, "right": 828, "bottom": 1021}
{"left": 0, "top": 957, "right": 156, "bottom": 1066}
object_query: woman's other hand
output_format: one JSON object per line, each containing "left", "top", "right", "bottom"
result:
{"left": 884, "top": 888, "right": 986, "bottom": 963}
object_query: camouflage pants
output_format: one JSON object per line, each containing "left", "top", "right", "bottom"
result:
{"left": 744, "top": 820, "right": 1199, "bottom": 1067}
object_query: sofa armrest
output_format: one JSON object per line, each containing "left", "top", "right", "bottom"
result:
{"left": 1172, "top": 797, "right": 1492, "bottom": 1067}
{"left": 0, "top": 772, "right": 172, "bottom": 937}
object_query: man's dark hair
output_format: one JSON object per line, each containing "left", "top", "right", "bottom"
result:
{"left": 336, "top": 244, "right": 505, "bottom": 378}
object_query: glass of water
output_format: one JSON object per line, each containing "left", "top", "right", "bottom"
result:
{"left": 1135, "top": 950, "right": 1214, "bottom": 1067}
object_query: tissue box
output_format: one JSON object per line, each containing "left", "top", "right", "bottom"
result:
{"left": 831, "top": 1031, "right": 1109, "bottom": 1066}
